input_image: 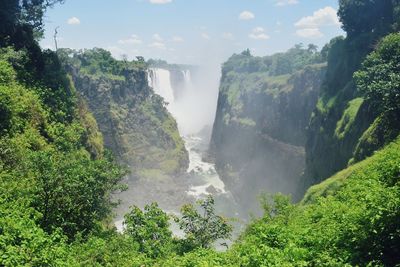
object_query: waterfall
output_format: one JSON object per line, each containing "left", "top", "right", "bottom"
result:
{"left": 147, "top": 68, "right": 175, "bottom": 104}
{"left": 181, "top": 70, "right": 192, "bottom": 88}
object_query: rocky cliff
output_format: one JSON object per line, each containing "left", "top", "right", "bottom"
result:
{"left": 210, "top": 47, "right": 326, "bottom": 209}
{"left": 303, "top": 4, "right": 400, "bottom": 189}
{"left": 60, "top": 49, "right": 189, "bottom": 179}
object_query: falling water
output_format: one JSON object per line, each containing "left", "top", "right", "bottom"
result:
{"left": 115, "top": 67, "right": 242, "bottom": 234}
{"left": 181, "top": 70, "right": 192, "bottom": 88}
{"left": 147, "top": 68, "right": 175, "bottom": 104}
{"left": 147, "top": 67, "right": 229, "bottom": 201}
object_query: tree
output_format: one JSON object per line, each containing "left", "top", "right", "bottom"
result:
{"left": 338, "top": 0, "right": 396, "bottom": 37}
{"left": 175, "top": 195, "right": 232, "bottom": 249}
{"left": 124, "top": 203, "right": 173, "bottom": 258}
{"left": 0, "top": 0, "right": 65, "bottom": 37}
{"left": 307, "top": 44, "right": 318, "bottom": 54}
{"left": 354, "top": 33, "right": 400, "bottom": 115}
{"left": 29, "top": 149, "right": 126, "bottom": 239}
{"left": 241, "top": 49, "right": 252, "bottom": 57}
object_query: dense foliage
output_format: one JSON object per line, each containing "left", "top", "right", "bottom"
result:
{"left": 222, "top": 44, "right": 323, "bottom": 76}
{"left": 124, "top": 203, "right": 173, "bottom": 258}
{"left": 1, "top": 0, "right": 399, "bottom": 265}
{"left": 304, "top": 0, "right": 400, "bottom": 185}
{"left": 0, "top": 0, "right": 64, "bottom": 42}
{"left": 58, "top": 48, "right": 147, "bottom": 80}
{"left": 175, "top": 196, "right": 233, "bottom": 250}
{"left": 60, "top": 48, "right": 189, "bottom": 177}
{"left": 355, "top": 33, "right": 400, "bottom": 115}
{"left": 338, "top": 0, "right": 399, "bottom": 37}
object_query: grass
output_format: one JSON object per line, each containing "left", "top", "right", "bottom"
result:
{"left": 335, "top": 97, "right": 364, "bottom": 139}
{"left": 302, "top": 135, "right": 400, "bottom": 204}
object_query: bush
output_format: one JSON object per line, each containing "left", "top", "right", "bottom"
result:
{"left": 354, "top": 33, "right": 400, "bottom": 115}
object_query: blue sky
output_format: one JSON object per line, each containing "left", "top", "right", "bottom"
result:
{"left": 41, "top": 0, "right": 345, "bottom": 64}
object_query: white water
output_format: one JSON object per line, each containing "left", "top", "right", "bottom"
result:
{"left": 181, "top": 70, "right": 192, "bottom": 88}
{"left": 185, "top": 135, "right": 226, "bottom": 197}
{"left": 147, "top": 68, "right": 227, "bottom": 199}
{"left": 148, "top": 68, "right": 175, "bottom": 104}
{"left": 115, "top": 67, "right": 240, "bottom": 233}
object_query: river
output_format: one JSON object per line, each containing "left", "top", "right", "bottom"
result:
{"left": 114, "top": 67, "right": 242, "bottom": 234}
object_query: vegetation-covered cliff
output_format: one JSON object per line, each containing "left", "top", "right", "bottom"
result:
{"left": 303, "top": 0, "right": 400, "bottom": 187}
{"left": 60, "top": 49, "right": 189, "bottom": 178}
{"left": 0, "top": 1, "right": 126, "bottom": 263}
{"left": 210, "top": 46, "right": 327, "bottom": 207}
{"left": 1, "top": 0, "right": 399, "bottom": 266}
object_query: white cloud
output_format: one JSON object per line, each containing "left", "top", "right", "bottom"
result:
{"left": 296, "top": 28, "right": 323, "bottom": 38}
{"left": 149, "top": 0, "right": 172, "bottom": 4}
{"left": 295, "top": 6, "right": 340, "bottom": 28}
{"left": 152, "top": 33, "right": 164, "bottom": 41}
{"left": 118, "top": 34, "right": 142, "bottom": 45}
{"left": 294, "top": 6, "right": 340, "bottom": 39}
{"left": 201, "top": 33, "right": 210, "bottom": 40}
{"left": 249, "top": 27, "right": 270, "bottom": 40}
{"left": 67, "top": 17, "right": 80, "bottom": 25}
{"left": 239, "top": 11, "right": 255, "bottom": 20}
{"left": 222, "top": 32, "right": 234, "bottom": 40}
{"left": 172, "top": 36, "right": 184, "bottom": 42}
{"left": 148, "top": 42, "right": 166, "bottom": 49}
{"left": 275, "top": 0, "right": 299, "bottom": 6}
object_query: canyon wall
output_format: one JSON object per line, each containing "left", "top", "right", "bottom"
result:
{"left": 61, "top": 49, "right": 189, "bottom": 179}
{"left": 210, "top": 48, "right": 326, "bottom": 209}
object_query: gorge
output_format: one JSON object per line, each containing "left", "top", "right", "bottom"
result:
{"left": 1, "top": 0, "right": 400, "bottom": 265}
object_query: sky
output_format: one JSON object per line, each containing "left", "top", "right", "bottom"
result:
{"left": 40, "top": 0, "right": 345, "bottom": 65}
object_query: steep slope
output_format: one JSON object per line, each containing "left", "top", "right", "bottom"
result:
{"left": 163, "top": 136, "right": 399, "bottom": 267}
{"left": 303, "top": 1, "right": 400, "bottom": 188}
{"left": 60, "top": 49, "right": 189, "bottom": 178}
{"left": 0, "top": 44, "right": 125, "bottom": 265}
{"left": 210, "top": 47, "right": 326, "bottom": 209}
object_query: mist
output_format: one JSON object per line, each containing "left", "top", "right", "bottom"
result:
{"left": 148, "top": 59, "right": 222, "bottom": 137}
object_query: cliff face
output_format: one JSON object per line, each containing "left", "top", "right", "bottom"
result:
{"left": 303, "top": 33, "right": 400, "bottom": 189}
{"left": 210, "top": 49, "right": 326, "bottom": 209}
{"left": 62, "top": 49, "right": 189, "bottom": 178}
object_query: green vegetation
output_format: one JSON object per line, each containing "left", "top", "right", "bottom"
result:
{"left": 355, "top": 33, "right": 400, "bottom": 115}
{"left": 1, "top": 0, "right": 400, "bottom": 266}
{"left": 210, "top": 43, "right": 326, "bottom": 211}
{"left": 227, "top": 138, "right": 400, "bottom": 266}
{"left": 174, "top": 195, "right": 233, "bottom": 250}
{"left": 304, "top": 0, "right": 400, "bottom": 185}
{"left": 338, "top": 0, "right": 397, "bottom": 37}
{"left": 124, "top": 203, "right": 173, "bottom": 258}
{"left": 156, "top": 137, "right": 400, "bottom": 266}
{"left": 58, "top": 48, "right": 147, "bottom": 81}
{"left": 335, "top": 97, "right": 364, "bottom": 139}
{"left": 0, "top": 32, "right": 126, "bottom": 267}
{"left": 222, "top": 44, "right": 324, "bottom": 76}
{"left": 61, "top": 48, "right": 189, "bottom": 177}
{"left": 216, "top": 44, "right": 325, "bottom": 142}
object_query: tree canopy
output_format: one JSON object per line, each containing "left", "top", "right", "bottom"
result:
{"left": 338, "top": 0, "right": 398, "bottom": 37}
{"left": 355, "top": 33, "right": 400, "bottom": 114}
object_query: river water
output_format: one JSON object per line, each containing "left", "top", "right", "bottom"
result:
{"left": 115, "top": 67, "right": 242, "bottom": 234}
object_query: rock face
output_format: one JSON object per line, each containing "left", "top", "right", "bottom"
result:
{"left": 62, "top": 49, "right": 189, "bottom": 178}
{"left": 303, "top": 34, "right": 400, "bottom": 189}
{"left": 210, "top": 49, "right": 326, "bottom": 209}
